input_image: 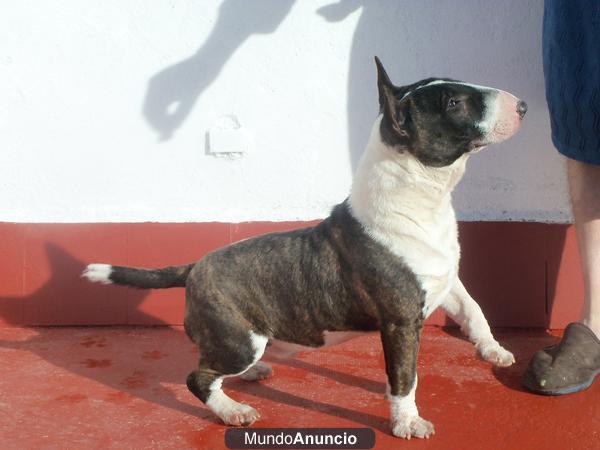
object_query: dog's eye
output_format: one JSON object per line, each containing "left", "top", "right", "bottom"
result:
{"left": 447, "top": 98, "right": 460, "bottom": 109}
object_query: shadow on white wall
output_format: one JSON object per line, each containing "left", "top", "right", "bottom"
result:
{"left": 143, "top": 0, "right": 295, "bottom": 141}
{"left": 141, "top": 0, "right": 568, "bottom": 221}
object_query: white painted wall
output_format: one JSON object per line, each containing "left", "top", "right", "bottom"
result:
{"left": 0, "top": 0, "right": 571, "bottom": 223}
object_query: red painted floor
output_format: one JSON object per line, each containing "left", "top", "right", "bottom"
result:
{"left": 1, "top": 327, "right": 598, "bottom": 449}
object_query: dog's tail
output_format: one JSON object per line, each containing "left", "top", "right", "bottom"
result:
{"left": 82, "top": 262, "right": 194, "bottom": 289}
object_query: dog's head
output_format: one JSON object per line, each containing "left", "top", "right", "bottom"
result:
{"left": 375, "top": 57, "right": 527, "bottom": 167}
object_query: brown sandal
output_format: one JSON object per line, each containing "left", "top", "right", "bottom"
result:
{"left": 523, "top": 322, "right": 600, "bottom": 395}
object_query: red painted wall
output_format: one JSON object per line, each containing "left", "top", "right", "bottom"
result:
{"left": 0, "top": 221, "right": 583, "bottom": 328}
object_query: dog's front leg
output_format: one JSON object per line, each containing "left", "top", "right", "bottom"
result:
{"left": 442, "top": 278, "right": 515, "bottom": 367}
{"left": 380, "top": 321, "right": 434, "bottom": 439}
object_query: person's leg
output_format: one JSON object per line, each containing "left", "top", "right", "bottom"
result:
{"left": 523, "top": 0, "right": 600, "bottom": 395}
{"left": 523, "top": 162, "right": 600, "bottom": 396}
{"left": 567, "top": 158, "right": 600, "bottom": 338}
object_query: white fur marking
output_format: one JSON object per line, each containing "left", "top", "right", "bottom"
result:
{"left": 442, "top": 279, "right": 515, "bottom": 367}
{"left": 477, "top": 91, "right": 499, "bottom": 134}
{"left": 400, "top": 79, "right": 496, "bottom": 100}
{"left": 388, "top": 377, "right": 418, "bottom": 418}
{"left": 388, "top": 375, "right": 434, "bottom": 439}
{"left": 205, "top": 381, "right": 260, "bottom": 426}
{"left": 82, "top": 263, "right": 113, "bottom": 284}
{"left": 205, "top": 331, "right": 268, "bottom": 426}
{"left": 349, "top": 116, "right": 465, "bottom": 317}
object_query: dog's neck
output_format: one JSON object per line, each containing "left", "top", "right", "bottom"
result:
{"left": 349, "top": 116, "right": 468, "bottom": 234}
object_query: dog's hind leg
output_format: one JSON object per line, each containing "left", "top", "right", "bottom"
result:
{"left": 186, "top": 331, "right": 268, "bottom": 426}
{"left": 188, "top": 370, "right": 260, "bottom": 426}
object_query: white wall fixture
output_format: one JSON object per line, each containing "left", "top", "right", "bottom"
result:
{"left": 206, "top": 115, "right": 248, "bottom": 158}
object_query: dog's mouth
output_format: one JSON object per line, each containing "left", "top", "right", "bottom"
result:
{"left": 471, "top": 142, "right": 488, "bottom": 151}
{"left": 469, "top": 139, "right": 493, "bottom": 152}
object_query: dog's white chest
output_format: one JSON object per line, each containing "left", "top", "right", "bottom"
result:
{"left": 411, "top": 242, "right": 459, "bottom": 318}
{"left": 348, "top": 131, "right": 467, "bottom": 319}
{"left": 374, "top": 209, "right": 460, "bottom": 318}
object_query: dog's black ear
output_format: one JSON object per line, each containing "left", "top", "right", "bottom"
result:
{"left": 375, "top": 56, "right": 395, "bottom": 113}
{"left": 375, "top": 57, "right": 411, "bottom": 144}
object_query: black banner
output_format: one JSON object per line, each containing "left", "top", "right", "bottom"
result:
{"left": 225, "top": 428, "right": 375, "bottom": 449}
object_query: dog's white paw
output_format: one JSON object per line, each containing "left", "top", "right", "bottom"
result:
{"left": 240, "top": 362, "right": 273, "bottom": 381}
{"left": 478, "top": 342, "right": 515, "bottom": 367}
{"left": 391, "top": 415, "right": 435, "bottom": 439}
{"left": 219, "top": 403, "right": 261, "bottom": 427}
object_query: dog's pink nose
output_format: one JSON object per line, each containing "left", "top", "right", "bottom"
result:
{"left": 517, "top": 100, "right": 528, "bottom": 119}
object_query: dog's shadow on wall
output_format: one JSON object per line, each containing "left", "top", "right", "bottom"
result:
{"left": 0, "top": 243, "right": 389, "bottom": 431}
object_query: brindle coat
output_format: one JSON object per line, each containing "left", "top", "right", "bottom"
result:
{"left": 182, "top": 200, "right": 424, "bottom": 401}
{"left": 109, "top": 200, "right": 424, "bottom": 402}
